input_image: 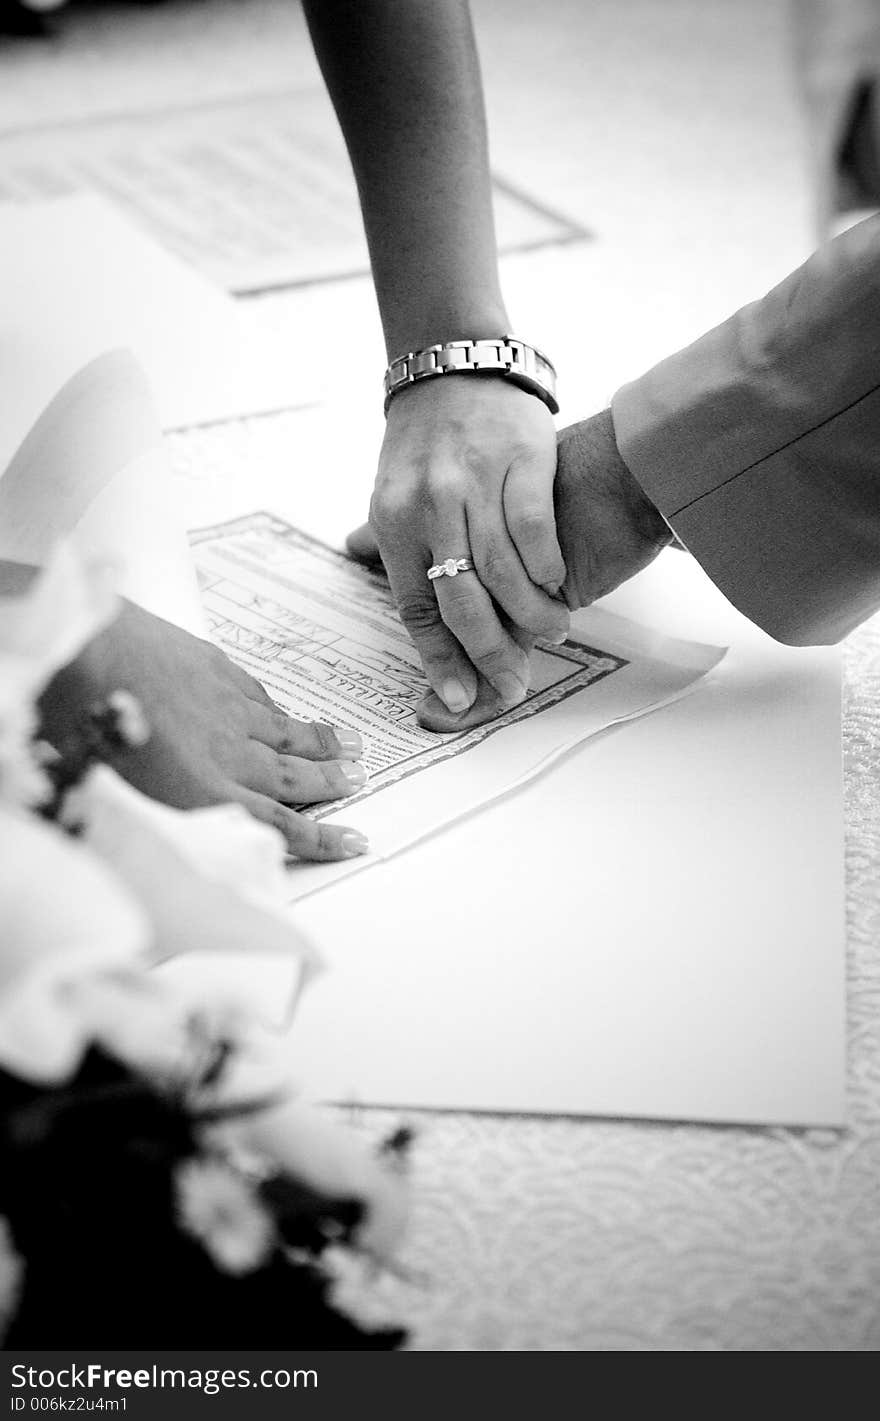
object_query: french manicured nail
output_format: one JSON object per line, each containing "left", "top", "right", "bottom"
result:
{"left": 340, "top": 761, "right": 367, "bottom": 787}
{"left": 441, "top": 678, "right": 474, "bottom": 714}
{"left": 336, "top": 730, "right": 364, "bottom": 757}
{"left": 492, "top": 671, "right": 527, "bottom": 708}
{"left": 341, "top": 831, "right": 369, "bottom": 857}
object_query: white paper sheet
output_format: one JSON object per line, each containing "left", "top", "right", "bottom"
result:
{"left": 0, "top": 192, "right": 317, "bottom": 472}
{"left": 283, "top": 548, "right": 845, "bottom": 1128}
{"left": 0, "top": 92, "right": 587, "bottom": 293}
{"left": 191, "top": 512, "right": 725, "bottom": 902}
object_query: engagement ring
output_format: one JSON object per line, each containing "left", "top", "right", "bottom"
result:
{"left": 426, "top": 557, "right": 475, "bottom": 581}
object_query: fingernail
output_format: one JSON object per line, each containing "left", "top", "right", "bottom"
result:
{"left": 341, "top": 831, "right": 369, "bottom": 858}
{"left": 542, "top": 581, "right": 561, "bottom": 598}
{"left": 548, "top": 628, "right": 568, "bottom": 646}
{"left": 492, "top": 671, "right": 527, "bottom": 708}
{"left": 336, "top": 730, "right": 363, "bottom": 757}
{"left": 341, "top": 762, "right": 367, "bottom": 787}
{"left": 441, "top": 678, "right": 474, "bottom": 714}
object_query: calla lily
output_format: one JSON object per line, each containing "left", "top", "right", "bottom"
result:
{"left": 0, "top": 545, "right": 117, "bottom": 809}
{"left": 0, "top": 806, "right": 148, "bottom": 1082}
{"left": 0, "top": 544, "right": 116, "bottom": 721}
{"left": 63, "top": 765, "right": 320, "bottom": 981}
{"left": 62, "top": 970, "right": 207, "bottom": 1084}
{"left": 66, "top": 764, "right": 292, "bottom": 909}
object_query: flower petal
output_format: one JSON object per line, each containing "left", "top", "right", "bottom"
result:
{"left": 64, "top": 766, "right": 320, "bottom": 980}
{"left": 0, "top": 807, "right": 149, "bottom": 1081}
{"left": 0, "top": 543, "right": 117, "bottom": 717}
{"left": 216, "top": 1100, "right": 410, "bottom": 1265}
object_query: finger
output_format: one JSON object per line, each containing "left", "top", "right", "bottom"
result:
{"left": 239, "top": 790, "right": 369, "bottom": 862}
{"left": 379, "top": 542, "right": 479, "bottom": 716}
{"left": 247, "top": 705, "right": 363, "bottom": 761}
{"left": 245, "top": 743, "right": 367, "bottom": 804}
{"left": 416, "top": 616, "right": 538, "bottom": 731}
{"left": 468, "top": 517, "right": 569, "bottom": 644}
{"left": 417, "top": 677, "right": 506, "bottom": 732}
{"left": 503, "top": 450, "right": 567, "bottom": 594}
{"left": 346, "top": 521, "right": 384, "bottom": 567}
{"left": 431, "top": 557, "right": 532, "bottom": 710}
{"left": 204, "top": 642, "right": 278, "bottom": 708}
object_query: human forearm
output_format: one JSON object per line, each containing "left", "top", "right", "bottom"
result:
{"left": 305, "top": 0, "right": 568, "bottom": 723}
{"left": 302, "top": 0, "right": 507, "bottom": 357}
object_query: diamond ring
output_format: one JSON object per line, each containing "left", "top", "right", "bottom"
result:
{"left": 426, "top": 557, "right": 475, "bottom": 581}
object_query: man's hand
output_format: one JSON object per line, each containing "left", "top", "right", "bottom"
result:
{"left": 356, "top": 377, "right": 569, "bottom": 716}
{"left": 39, "top": 600, "right": 370, "bottom": 862}
{"left": 554, "top": 410, "right": 673, "bottom": 611}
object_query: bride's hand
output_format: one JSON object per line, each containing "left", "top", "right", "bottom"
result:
{"left": 39, "top": 599, "right": 370, "bottom": 863}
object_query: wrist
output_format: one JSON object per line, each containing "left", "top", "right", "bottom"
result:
{"left": 609, "top": 421, "right": 673, "bottom": 548}
{"left": 557, "top": 411, "right": 672, "bottom": 550}
{"left": 381, "top": 299, "right": 509, "bottom": 364}
{"left": 384, "top": 334, "right": 558, "bottom": 417}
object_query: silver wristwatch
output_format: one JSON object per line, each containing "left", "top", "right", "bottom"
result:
{"left": 383, "top": 335, "right": 559, "bottom": 415}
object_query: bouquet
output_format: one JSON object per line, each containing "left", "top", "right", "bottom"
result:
{"left": 0, "top": 549, "right": 409, "bottom": 1348}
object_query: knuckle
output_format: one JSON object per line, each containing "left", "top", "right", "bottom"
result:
{"left": 438, "top": 589, "right": 486, "bottom": 641}
{"left": 509, "top": 505, "right": 548, "bottom": 544}
{"left": 274, "top": 725, "right": 295, "bottom": 758}
{"left": 478, "top": 548, "right": 515, "bottom": 595}
{"left": 278, "top": 764, "right": 305, "bottom": 803}
{"left": 270, "top": 803, "right": 292, "bottom": 840}
{"left": 321, "top": 761, "right": 341, "bottom": 792}
{"left": 370, "top": 486, "right": 410, "bottom": 531}
{"left": 313, "top": 721, "right": 338, "bottom": 757}
{"left": 397, "top": 593, "right": 443, "bottom": 635}
{"left": 426, "top": 465, "right": 467, "bottom": 508}
{"left": 472, "top": 640, "right": 511, "bottom": 676}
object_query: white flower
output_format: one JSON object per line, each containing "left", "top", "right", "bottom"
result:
{"left": 211, "top": 1101, "right": 410, "bottom": 1267}
{"left": 0, "top": 760, "right": 320, "bottom": 1088}
{"left": 0, "top": 700, "right": 48, "bottom": 810}
{"left": 0, "top": 805, "right": 149, "bottom": 1082}
{"left": 63, "top": 765, "right": 320, "bottom": 979}
{"left": 0, "top": 546, "right": 116, "bottom": 809}
{"left": 62, "top": 970, "right": 204, "bottom": 1084}
{"left": 175, "top": 1157, "right": 275, "bottom": 1275}
{"left": 103, "top": 690, "right": 151, "bottom": 748}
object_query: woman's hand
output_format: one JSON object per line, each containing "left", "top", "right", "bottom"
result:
{"left": 360, "top": 377, "right": 569, "bottom": 718}
{"left": 39, "top": 600, "right": 370, "bottom": 863}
